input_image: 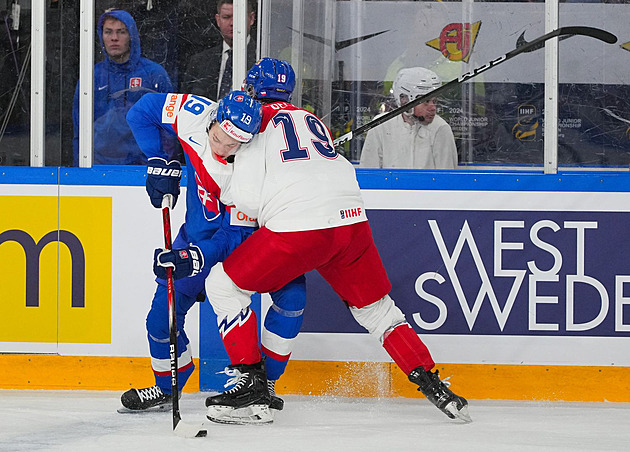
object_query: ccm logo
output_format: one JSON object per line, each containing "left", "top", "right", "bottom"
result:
{"left": 147, "top": 167, "right": 182, "bottom": 177}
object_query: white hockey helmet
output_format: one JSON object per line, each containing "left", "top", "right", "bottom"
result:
{"left": 392, "top": 67, "right": 441, "bottom": 107}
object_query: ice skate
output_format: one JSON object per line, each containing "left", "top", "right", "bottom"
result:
{"left": 205, "top": 361, "right": 273, "bottom": 424}
{"left": 408, "top": 367, "right": 472, "bottom": 423}
{"left": 268, "top": 379, "right": 284, "bottom": 411}
{"left": 118, "top": 385, "right": 172, "bottom": 413}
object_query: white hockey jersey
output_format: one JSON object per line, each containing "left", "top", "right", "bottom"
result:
{"left": 224, "top": 102, "right": 367, "bottom": 232}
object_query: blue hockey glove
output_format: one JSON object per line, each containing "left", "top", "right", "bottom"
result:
{"left": 153, "top": 244, "right": 204, "bottom": 280}
{"left": 146, "top": 157, "right": 182, "bottom": 209}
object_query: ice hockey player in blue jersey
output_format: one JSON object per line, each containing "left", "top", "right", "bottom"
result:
{"left": 120, "top": 89, "right": 306, "bottom": 424}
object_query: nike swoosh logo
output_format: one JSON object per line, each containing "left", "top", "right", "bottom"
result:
{"left": 287, "top": 28, "right": 389, "bottom": 52}
{"left": 188, "top": 136, "right": 202, "bottom": 146}
{"left": 516, "top": 31, "right": 571, "bottom": 53}
{"left": 97, "top": 85, "right": 108, "bottom": 90}
{"left": 335, "top": 30, "right": 390, "bottom": 51}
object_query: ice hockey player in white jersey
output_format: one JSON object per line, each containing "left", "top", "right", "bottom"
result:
{"left": 125, "top": 89, "right": 307, "bottom": 424}
{"left": 161, "top": 58, "right": 471, "bottom": 423}
{"left": 360, "top": 67, "right": 458, "bottom": 169}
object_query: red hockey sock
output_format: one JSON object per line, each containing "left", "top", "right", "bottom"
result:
{"left": 382, "top": 323, "right": 434, "bottom": 374}
{"left": 218, "top": 307, "right": 261, "bottom": 365}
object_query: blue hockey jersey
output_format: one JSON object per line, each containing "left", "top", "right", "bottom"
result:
{"left": 127, "top": 92, "right": 255, "bottom": 297}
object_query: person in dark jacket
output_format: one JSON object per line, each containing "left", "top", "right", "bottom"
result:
{"left": 72, "top": 9, "right": 174, "bottom": 166}
{"left": 180, "top": 0, "right": 256, "bottom": 99}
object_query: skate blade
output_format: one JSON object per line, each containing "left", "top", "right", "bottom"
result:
{"left": 206, "top": 404, "right": 273, "bottom": 425}
{"left": 117, "top": 403, "right": 171, "bottom": 414}
{"left": 445, "top": 402, "right": 472, "bottom": 423}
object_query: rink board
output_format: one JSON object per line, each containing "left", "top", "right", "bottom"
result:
{"left": 1, "top": 167, "right": 630, "bottom": 400}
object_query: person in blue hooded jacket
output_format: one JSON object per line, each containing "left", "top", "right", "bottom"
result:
{"left": 72, "top": 9, "right": 174, "bottom": 166}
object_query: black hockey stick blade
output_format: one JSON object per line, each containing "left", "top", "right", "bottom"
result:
{"left": 333, "top": 26, "right": 617, "bottom": 147}
{"left": 515, "top": 26, "right": 617, "bottom": 53}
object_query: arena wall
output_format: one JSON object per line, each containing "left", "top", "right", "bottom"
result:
{"left": 1, "top": 166, "right": 630, "bottom": 401}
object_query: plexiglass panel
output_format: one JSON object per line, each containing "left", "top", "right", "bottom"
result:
{"left": 0, "top": 0, "right": 30, "bottom": 166}
{"left": 1, "top": 1, "right": 627, "bottom": 168}
{"left": 559, "top": 1, "right": 630, "bottom": 167}
{"left": 263, "top": 0, "right": 629, "bottom": 169}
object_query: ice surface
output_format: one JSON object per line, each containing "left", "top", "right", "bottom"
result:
{"left": 1, "top": 390, "right": 629, "bottom": 452}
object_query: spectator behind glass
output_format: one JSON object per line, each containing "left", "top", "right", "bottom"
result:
{"left": 180, "top": 0, "right": 256, "bottom": 99}
{"left": 72, "top": 9, "right": 174, "bottom": 166}
{"left": 360, "top": 67, "right": 458, "bottom": 169}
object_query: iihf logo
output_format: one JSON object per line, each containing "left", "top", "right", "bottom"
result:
{"left": 340, "top": 207, "right": 362, "bottom": 220}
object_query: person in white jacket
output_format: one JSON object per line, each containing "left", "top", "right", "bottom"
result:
{"left": 360, "top": 67, "right": 458, "bottom": 169}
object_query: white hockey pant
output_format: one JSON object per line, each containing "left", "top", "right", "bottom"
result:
{"left": 205, "top": 262, "right": 254, "bottom": 326}
{"left": 349, "top": 294, "right": 407, "bottom": 342}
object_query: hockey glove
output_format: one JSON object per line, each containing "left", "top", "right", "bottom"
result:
{"left": 153, "top": 244, "right": 204, "bottom": 280}
{"left": 146, "top": 157, "right": 182, "bottom": 209}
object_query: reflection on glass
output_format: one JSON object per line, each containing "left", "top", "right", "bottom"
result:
{"left": 0, "top": 1, "right": 30, "bottom": 166}
{"left": 263, "top": 0, "right": 629, "bottom": 169}
{"left": 2, "top": 0, "right": 628, "bottom": 169}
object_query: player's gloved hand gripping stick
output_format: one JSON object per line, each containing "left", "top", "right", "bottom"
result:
{"left": 147, "top": 157, "right": 182, "bottom": 208}
{"left": 160, "top": 194, "right": 208, "bottom": 438}
{"left": 333, "top": 26, "right": 617, "bottom": 147}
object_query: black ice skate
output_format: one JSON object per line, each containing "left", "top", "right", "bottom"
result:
{"left": 118, "top": 385, "right": 172, "bottom": 413}
{"left": 205, "top": 361, "right": 273, "bottom": 424}
{"left": 408, "top": 367, "right": 472, "bottom": 423}
{"left": 268, "top": 379, "right": 284, "bottom": 411}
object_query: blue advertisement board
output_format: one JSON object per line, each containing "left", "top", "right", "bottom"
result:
{"left": 302, "top": 208, "right": 630, "bottom": 338}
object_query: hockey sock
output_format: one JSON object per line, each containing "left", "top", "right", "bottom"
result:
{"left": 153, "top": 356, "right": 195, "bottom": 395}
{"left": 382, "top": 323, "right": 434, "bottom": 374}
{"left": 262, "top": 275, "right": 306, "bottom": 380}
{"left": 218, "top": 307, "right": 261, "bottom": 365}
{"left": 146, "top": 285, "right": 198, "bottom": 395}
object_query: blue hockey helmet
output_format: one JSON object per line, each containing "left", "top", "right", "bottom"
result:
{"left": 244, "top": 58, "right": 295, "bottom": 102}
{"left": 212, "top": 90, "right": 262, "bottom": 143}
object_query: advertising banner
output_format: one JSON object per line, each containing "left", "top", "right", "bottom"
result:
{"left": 296, "top": 189, "right": 630, "bottom": 366}
{"left": 0, "top": 181, "right": 193, "bottom": 357}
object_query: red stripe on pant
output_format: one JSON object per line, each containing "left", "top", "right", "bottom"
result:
{"left": 153, "top": 359, "right": 194, "bottom": 377}
{"left": 262, "top": 344, "right": 291, "bottom": 362}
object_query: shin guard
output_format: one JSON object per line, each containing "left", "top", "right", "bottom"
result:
{"left": 218, "top": 307, "right": 261, "bottom": 365}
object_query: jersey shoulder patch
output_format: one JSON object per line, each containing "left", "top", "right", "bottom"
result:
{"left": 161, "top": 93, "right": 185, "bottom": 124}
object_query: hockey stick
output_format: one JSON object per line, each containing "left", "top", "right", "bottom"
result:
{"left": 333, "top": 26, "right": 617, "bottom": 147}
{"left": 161, "top": 194, "right": 208, "bottom": 438}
